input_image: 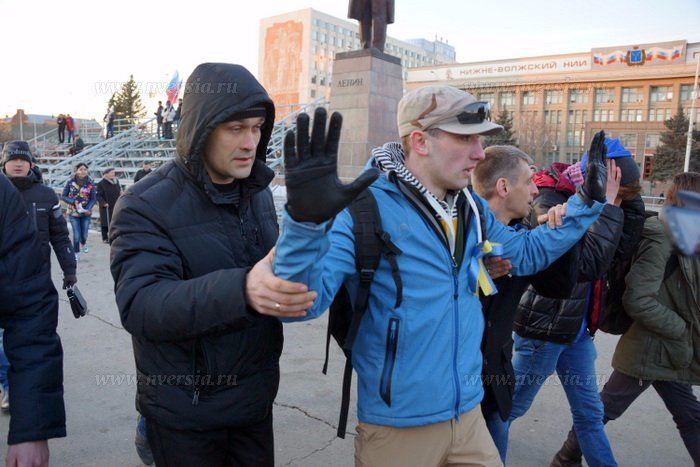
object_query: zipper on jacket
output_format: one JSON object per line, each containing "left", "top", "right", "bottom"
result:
{"left": 451, "top": 264, "right": 461, "bottom": 418}
{"left": 192, "top": 340, "right": 210, "bottom": 406}
{"left": 379, "top": 318, "right": 400, "bottom": 406}
{"left": 31, "top": 202, "right": 38, "bottom": 231}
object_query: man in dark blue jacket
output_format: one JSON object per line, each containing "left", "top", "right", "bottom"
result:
{"left": 0, "top": 173, "right": 66, "bottom": 466}
{"left": 110, "top": 63, "right": 314, "bottom": 466}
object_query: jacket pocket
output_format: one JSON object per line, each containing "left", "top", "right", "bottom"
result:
{"left": 379, "top": 317, "right": 400, "bottom": 407}
{"left": 658, "top": 330, "right": 692, "bottom": 370}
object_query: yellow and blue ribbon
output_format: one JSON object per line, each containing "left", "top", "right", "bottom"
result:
{"left": 468, "top": 240, "right": 503, "bottom": 296}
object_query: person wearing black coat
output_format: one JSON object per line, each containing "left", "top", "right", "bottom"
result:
{"left": 0, "top": 172, "right": 66, "bottom": 465}
{"left": 132, "top": 161, "right": 152, "bottom": 184}
{"left": 2, "top": 141, "right": 76, "bottom": 288}
{"left": 472, "top": 146, "right": 581, "bottom": 463}
{"left": 110, "top": 63, "right": 315, "bottom": 466}
{"left": 96, "top": 167, "right": 121, "bottom": 242}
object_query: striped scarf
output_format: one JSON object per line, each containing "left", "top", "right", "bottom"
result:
{"left": 372, "top": 142, "right": 460, "bottom": 254}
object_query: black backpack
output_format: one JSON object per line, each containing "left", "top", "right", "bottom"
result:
{"left": 324, "top": 188, "right": 487, "bottom": 438}
{"left": 598, "top": 212, "right": 679, "bottom": 335}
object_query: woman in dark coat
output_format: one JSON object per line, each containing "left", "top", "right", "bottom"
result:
{"left": 96, "top": 167, "right": 122, "bottom": 242}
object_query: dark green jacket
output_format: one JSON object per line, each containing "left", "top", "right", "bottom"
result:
{"left": 612, "top": 216, "right": 700, "bottom": 384}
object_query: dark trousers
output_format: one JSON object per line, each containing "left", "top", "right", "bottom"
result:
{"left": 146, "top": 413, "right": 274, "bottom": 467}
{"left": 58, "top": 127, "right": 65, "bottom": 143}
{"left": 562, "top": 369, "right": 700, "bottom": 465}
{"left": 163, "top": 122, "right": 173, "bottom": 139}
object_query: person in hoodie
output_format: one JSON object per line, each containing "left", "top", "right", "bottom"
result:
{"left": 61, "top": 162, "right": 96, "bottom": 260}
{"left": 109, "top": 63, "right": 316, "bottom": 466}
{"left": 0, "top": 141, "right": 75, "bottom": 415}
{"left": 272, "top": 85, "right": 609, "bottom": 466}
{"left": 95, "top": 167, "right": 121, "bottom": 243}
{"left": 499, "top": 138, "right": 645, "bottom": 467}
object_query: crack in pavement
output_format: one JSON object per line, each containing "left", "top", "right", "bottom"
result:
{"left": 283, "top": 435, "right": 337, "bottom": 467}
{"left": 275, "top": 401, "right": 356, "bottom": 466}
{"left": 273, "top": 402, "right": 338, "bottom": 431}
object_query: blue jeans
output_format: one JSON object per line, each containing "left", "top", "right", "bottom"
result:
{"left": 496, "top": 334, "right": 616, "bottom": 467}
{"left": 70, "top": 215, "right": 91, "bottom": 252}
{"left": 0, "top": 329, "right": 9, "bottom": 392}
{"left": 483, "top": 399, "right": 509, "bottom": 464}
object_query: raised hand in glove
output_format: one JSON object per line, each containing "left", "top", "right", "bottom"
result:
{"left": 579, "top": 130, "right": 608, "bottom": 206}
{"left": 63, "top": 274, "right": 77, "bottom": 289}
{"left": 284, "top": 107, "right": 379, "bottom": 223}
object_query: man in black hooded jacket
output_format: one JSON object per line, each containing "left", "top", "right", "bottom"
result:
{"left": 110, "top": 63, "right": 316, "bottom": 466}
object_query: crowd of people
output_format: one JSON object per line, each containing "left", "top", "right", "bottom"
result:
{"left": 0, "top": 61, "right": 697, "bottom": 467}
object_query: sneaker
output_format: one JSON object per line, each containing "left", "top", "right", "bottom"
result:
{"left": 1, "top": 389, "right": 9, "bottom": 414}
{"left": 75, "top": 252, "right": 80, "bottom": 262}
{"left": 135, "top": 416, "right": 153, "bottom": 465}
{"left": 83, "top": 246, "right": 89, "bottom": 253}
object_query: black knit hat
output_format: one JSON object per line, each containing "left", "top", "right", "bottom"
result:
{"left": 2, "top": 140, "right": 33, "bottom": 165}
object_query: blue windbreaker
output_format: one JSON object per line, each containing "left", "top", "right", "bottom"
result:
{"left": 273, "top": 172, "right": 604, "bottom": 427}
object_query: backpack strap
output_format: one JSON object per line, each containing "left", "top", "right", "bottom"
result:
{"left": 325, "top": 189, "right": 403, "bottom": 439}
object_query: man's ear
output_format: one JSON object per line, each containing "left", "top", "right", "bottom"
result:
{"left": 409, "top": 130, "right": 430, "bottom": 157}
{"left": 495, "top": 177, "right": 509, "bottom": 198}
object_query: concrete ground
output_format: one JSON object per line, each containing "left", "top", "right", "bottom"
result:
{"left": 0, "top": 232, "right": 695, "bottom": 466}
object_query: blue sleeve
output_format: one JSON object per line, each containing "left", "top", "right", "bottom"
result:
{"left": 84, "top": 184, "right": 97, "bottom": 211}
{"left": 273, "top": 208, "right": 357, "bottom": 321}
{"left": 61, "top": 180, "right": 73, "bottom": 204}
{"left": 482, "top": 193, "right": 604, "bottom": 276}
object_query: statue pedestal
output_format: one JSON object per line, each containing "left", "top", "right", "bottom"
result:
{"left": 329, "top": 49, "right": 403, "bottom": 181}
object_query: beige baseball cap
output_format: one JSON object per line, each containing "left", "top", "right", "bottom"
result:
{"left": 397, "top": 85, "right": 503, "bottom": 138}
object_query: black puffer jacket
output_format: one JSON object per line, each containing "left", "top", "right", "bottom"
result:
{"left": 0, "top": 173, "right": 65, "bottom": 445}
{"left": 514, "top": 187, "right": 625, "bottom": 343}
{"left": 110, "top": 63, "right": 281, "bottom": 431}
{"left": 6, "top": 167, "right": 75, "bottom": 277}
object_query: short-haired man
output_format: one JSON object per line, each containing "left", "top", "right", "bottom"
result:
{"left": 471, "top": 145, "right": 621, "bottom": 462}
{"left": 110, "top": 63, "right": 315, "bottom": 465}
{"left": 132, "top": 161, "right": 152, "bottom": 184}
{"left": 271, "top": 85, "right": 610, "bottom": 465}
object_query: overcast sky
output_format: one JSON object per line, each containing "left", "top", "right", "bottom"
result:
{"left": 1, "top": 0, "right": 698, "bottom": 122}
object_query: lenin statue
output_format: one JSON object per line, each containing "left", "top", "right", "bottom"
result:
{"left": 348, "top": 0, "right": 395, "bottom": 52}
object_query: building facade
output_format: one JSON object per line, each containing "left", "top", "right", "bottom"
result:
{"left": 259, "top": 8, "right": 455, "bottom": 114}
{"left": 406, "top": 40, "right": 699, "bottom": 178}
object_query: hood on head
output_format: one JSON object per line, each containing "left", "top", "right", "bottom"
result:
{"left": 176, "top": 63, "right": 275, "bottom": 177}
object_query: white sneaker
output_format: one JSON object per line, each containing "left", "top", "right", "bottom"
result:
{"left": 75, "top": 252, "right": 80, "bottom": 262}
{"left": 83, "top": 246, "right": 89, "bottom": 253}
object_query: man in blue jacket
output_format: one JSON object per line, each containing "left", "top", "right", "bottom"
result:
{"left": 271, "top": 85, "right": 610, "bottom": 466}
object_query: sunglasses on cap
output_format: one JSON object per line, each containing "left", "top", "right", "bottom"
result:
{"left": 457, "top": 101, "right": 491, "bottom": 124}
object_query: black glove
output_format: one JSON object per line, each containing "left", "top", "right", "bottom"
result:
{"left": 63, "top": 274, "right": 77, "bottom": 289}
{"left": 580, "top": 130, "right": 608, "bottom": 206}
{"left": 284, "top": 107, "right": 379, "bottom": 223}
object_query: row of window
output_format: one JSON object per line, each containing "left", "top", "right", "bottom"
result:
{"left": 476, "top": 84, "right": 696, "bottom": 108}
{"left": 311, "top": 27, "right": 437, "bottom": 66}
